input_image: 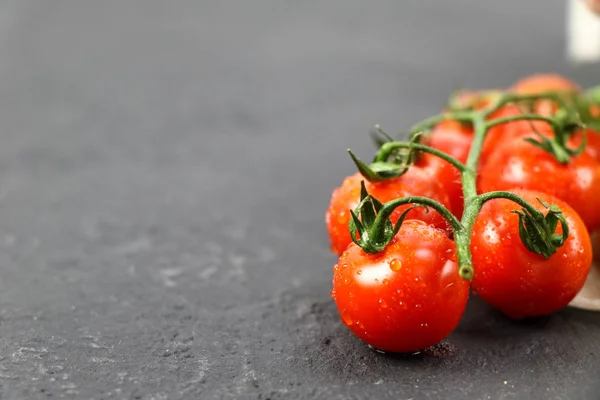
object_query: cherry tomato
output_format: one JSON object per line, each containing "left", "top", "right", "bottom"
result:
{"left": 420, "top": 120, "right": 472, "bottom": 217}
{"left": 479, "top": 105, "right": 554, "bottom": 167}
{"left": 471, "top": 189, "right": 592, "bottom": 319}
{"left": 478, "top": 137, "right": 600, "bottom": 231}
{"left": 325, "top": 169, "right": 452, "bottom": 255}
{"left": 568, "top": 128, "right": 600, "bottom": 161}
{"left": 511, "top": 74, "right": 580, "bottom": 95}
{"left": 511, "top": 74, "right": 580, "bottom": 116}
{"left": 331, "top": 220, "right": 469, "bottom": 352}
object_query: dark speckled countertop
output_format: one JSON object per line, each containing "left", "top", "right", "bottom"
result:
{"left": 0, "top": 1, "right": 598, "bottom": 399}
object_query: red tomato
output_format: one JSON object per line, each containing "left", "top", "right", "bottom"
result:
{"left": 511, "top": 74, "right": 580, "bottom": 95}
{"left": 478, "top": 137, "right": 600, "bottom": 231}
{"left": 569, "top": 128, "right": 600, "bottom": 161}
{"left": 325, "top": 169, "right": 452, "bottom": 255}
{"left": 511, "top": 74, "right": 580, "bottom": 117}
{"left": 331, "top": 220, "right": 469, "bottom": 352}
{"left": 420, "top": 120, "right": 472, "bottom": 218}
{"left": 480, "top": 105, "right": 553, "bottom": 167}
{"left": 471, "top": 189, "right": 592, "bottom": 319}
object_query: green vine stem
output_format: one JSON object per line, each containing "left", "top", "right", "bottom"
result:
{"left": 349, "top": 91, "right": 585, "bottom": 280}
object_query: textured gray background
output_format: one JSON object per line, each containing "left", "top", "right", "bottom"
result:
{"left": 0, "top": 1, "right": 598, "bottom": 399}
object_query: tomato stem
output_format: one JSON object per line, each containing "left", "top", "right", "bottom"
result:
{"left": 375, "top": 141, "right": 470, "bottom": 173}
{"left": 349, "top": 91, "right": 591, "bottom": 280}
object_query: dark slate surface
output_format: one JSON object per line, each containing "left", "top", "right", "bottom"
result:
{"left": 0, "top": 1, "right": 598, "bottom": 399}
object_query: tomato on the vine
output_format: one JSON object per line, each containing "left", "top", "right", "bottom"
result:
{"left": 471, "top": 189, "right": 592, "bottom": 319}
{"left": 477, "top": 137, "right": 600, "bottom": 231}
{"left": 325, "top": 169, "right": 452, "bottom": 255}
{"left": 331, "top": 220, "right": 469, "bottom": 353}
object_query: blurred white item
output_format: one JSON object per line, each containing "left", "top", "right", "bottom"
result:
{"left": 567, "top": 0, "right": 600, "bottom": 63}
{"left": 569, "top": 231, "right": 600, "bottom": 311}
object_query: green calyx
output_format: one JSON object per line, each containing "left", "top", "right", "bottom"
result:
{"left": 348, "top": 150, "right": 410, "bottom": 182}
{"left": 349, "top": 131, "right": 425, "bottom": 182}
{"left": 511, "top": 198, "right": 569, "bottom": 259}
{"left": 522, "top": 130, "right": 586, "bottom": 164}
{"left": 348, "top": 181, "right": 423, "bottom": 253}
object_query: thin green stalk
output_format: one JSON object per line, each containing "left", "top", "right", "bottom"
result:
{"left": 375, "top": 142, "right": 469, "bottom": 173}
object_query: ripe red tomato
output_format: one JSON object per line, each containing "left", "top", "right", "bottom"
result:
{"left": 510, "top": 74, "right": 581, "bottom": 117}
{"left": 568, "top": 128, "right": 600, "bottom": 161}
{"left": 471, "top": 189, "right": 592, "bottom": 319}
{"left": 511, "top": 73, "right": 580, "bottom": 95}
{"left": 325, "top": 169, "right": 452, "bottom": 255}
{"left": 419, "top": 120, "right": 472, "bottom": 218}
{"left": 331, "top": 220, "right": 469, "bottom": 352}
{"left": 478, "top": 137, "right": 600, "bottom": 231}
{"left": 479, "top": 105, "right": 554, "bottom": 167}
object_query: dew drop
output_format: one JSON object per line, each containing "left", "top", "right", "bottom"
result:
{"left": 342, "top": 313, "right": 353, "bottom": 326}
{"left": 379, "top": 299, "right": 388, "bottom": 309}
{"left": 330, "top": 289, "right": 337, "bottom": 299}
{"left": 389, "top": 259, "right": 403, "bottom": 272}
{"left": 382, "top": 279, "right": 389, "bottom": 285}
{"left": 356, "top": 270, "right": 363, "bottom": 275}
{"left": 333, "top": 265, "right": 340, "bottom": 273}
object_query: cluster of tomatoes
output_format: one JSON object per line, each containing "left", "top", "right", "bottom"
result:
{"left": 325, "top": 74, "right": 600, "bottom": 354}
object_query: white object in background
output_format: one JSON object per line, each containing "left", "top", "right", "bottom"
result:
{"left": 567, "top": 0, "right": 600, "bottom": 63}
{"left": 569, "top": 231, "right": 600, "bottom": 311}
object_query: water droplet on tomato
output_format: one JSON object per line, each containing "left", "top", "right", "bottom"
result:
{"left": 330, "top": 289, "right": 336, "bottom": 299}
{"left": 333, "top": 265, "right": 340, "bottom": 273}
{"left": 420, "top": 323, "right": 429, "bottom": 328}
{"left": 399, "top": 301, "right": 406, "bottom": 310}
{"left": 414, "top": 277, "right": 420, "bottom": 282}
{"left": 379, "top": 299, "right": 388, "bottom": 309}
{"left": 356, "top": 270, "right": 362, "bottom": 275}
{"left": 382, "top": 279, "right": 389, "bottom": 285}
{"left": 341, "top": 262, "right": 349, "bottom": 268}
{"left": 342, "top": 312, "right": 353, "bottom": 326}
{"left": 415, "top": 303, "right": 422, "bottom": 309}
{"left": 389, "top": 259, "right": 403, "bottom": 271}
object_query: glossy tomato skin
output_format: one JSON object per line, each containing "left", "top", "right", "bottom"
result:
{"left": 420, "top": 120, "right": 472, "bottom": 218}
{"left": 471, "top": 189, "right": 592, "bottom": 319}
{"left": 478, "top": 138, "right": 600, "bottom": 231}
{"left": 331, "top": 220, "right": 469, "bottom": 353}
{"left": 325, "top": 169, "right": 452, "bottom": 255}
{"left": 569, "top": 128, "right": 600, "bottom": 161}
